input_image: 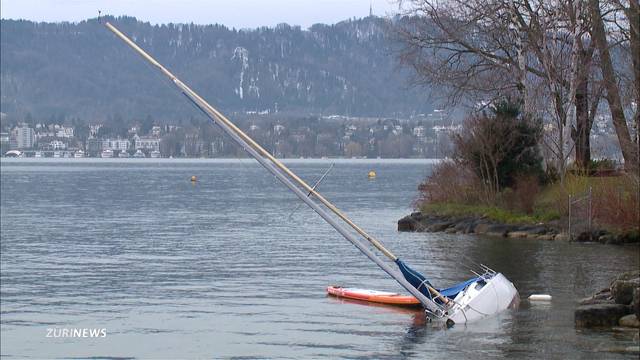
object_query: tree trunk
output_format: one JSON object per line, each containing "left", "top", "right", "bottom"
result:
{"left": 572, "top": 48, "right": 593, "bottom": 170}
{"left": 552, "top": 89, "right": 568, "bottom": 178}
{"left": 589, "top": 0, "right": 639, "bottom": 171}
{"left": 623, "top": 1, "right": 640, "bottom": 151}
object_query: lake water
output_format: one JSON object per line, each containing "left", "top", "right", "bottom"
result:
{"left": 1, "top": 158, "right": 638, "bottom": 359}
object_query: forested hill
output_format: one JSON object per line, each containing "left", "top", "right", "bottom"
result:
{"left": 0, "top": 16, "right": 432, "bottom": 122}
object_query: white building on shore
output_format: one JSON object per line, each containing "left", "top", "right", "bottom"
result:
{"left": 134, "top": 135, "right": 160, "bottom": 152}
{"left": 56, "top": 126, "right": 74, "bottom": 138}
{"left": 50, "top": 140, "right": 66, "bottom": 150}
{"left": 10, "top": 124, "right": 35, "bottom": 149}
{"left": 103, "top": 138, "right": 130, "bottom": 151}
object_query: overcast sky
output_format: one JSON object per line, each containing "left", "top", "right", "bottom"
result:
{"left": 1, "top": 0, "right": 402, "bottom": 29}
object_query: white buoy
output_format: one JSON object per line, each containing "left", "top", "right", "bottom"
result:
{"left": 528, "top": 294, "right": 552, "bottom": 301}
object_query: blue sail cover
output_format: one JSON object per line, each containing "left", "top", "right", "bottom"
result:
{"left": 395, "top": 259, "right": 434, "bottom": 298}
{"left": 395, "top": 259, "right": 482, "bottom": 302}
{"left": 438, "top": 277, "right": 483, "bottom": 298}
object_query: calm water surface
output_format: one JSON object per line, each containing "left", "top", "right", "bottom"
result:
{"left": 1, "top": 159, "right": 638, "bottom": 359}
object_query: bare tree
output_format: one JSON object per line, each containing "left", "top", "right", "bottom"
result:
{"left": 454, "top": 114, "right": 515, "bottom": 198}
{"left": 562, "top": 1, "right": 603, "bottom": 169}
{"left": 588, "top": 0, "right": 639, "bottom": 171}
{"left": 395, "top": 0, "right": 636, "bottom": 172}
{"left": 395, "top": 1, "right": 529, "bottom": 107}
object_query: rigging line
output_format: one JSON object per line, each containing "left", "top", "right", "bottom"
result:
{"left": 454, "top": 255, "right": 484, "bottom": 277}
{"left": 456, "top": 283, "right": 500, "bottom": 318}
{"left": 287, "top": 163, "right": 335, "bottom": 220}
{"left": 455, "top": 260, "right": 484, "bottom": 279}
{"left": 135, "top": 49, "right": 258, "bottom": 177}
{"left": 182, "top": 93, "right": 270, "bottom": 188}
{"left": 184, "top": 92, "right": 300, "bottom": 205}
{"left": 105, "top": 22, "right": 398, "bottom": 262}
{"left": 126, "top": 39, "right": 275, "bottom": 183}
{"left": 460, "top": 255, "right": 494, "bottom": 276}
{"left": 106, "top": 20, "right": 399, "bottom": 262}
{"left": 103, "top": 21, "right": 441, "bottom": 312}
{"left": 185, "top": 76, "right": 439, "bottom": 311}
{"left": 112, "top": 28, "right": 234, "bottom": 163}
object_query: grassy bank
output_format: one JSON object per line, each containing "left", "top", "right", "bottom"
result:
{"left": 419, "top": 173, "right": 639, "bottom": 233}
{"left": 420, "top": 203, "right": 559, "bottom": 225}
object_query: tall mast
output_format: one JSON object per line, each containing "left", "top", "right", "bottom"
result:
{"left": 105, "top": 21, "right": 396, "bottom": 261}
{"left": 103, "top": 21, "right": 439, "bottom": 312}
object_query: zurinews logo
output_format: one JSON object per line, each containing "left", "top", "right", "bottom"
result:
{"left": 46, "top": 328, "right": 107, "bottom": 338}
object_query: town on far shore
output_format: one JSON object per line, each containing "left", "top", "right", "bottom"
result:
{"left": 0, "top": 111, "right": 461, "bottom": 159}
{"left": 0, "top": 109, "right": 624, "bottom": 160}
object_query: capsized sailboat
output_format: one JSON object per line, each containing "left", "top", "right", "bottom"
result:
{"left": 103, "top": 21, "right": 518, "bottom": 325}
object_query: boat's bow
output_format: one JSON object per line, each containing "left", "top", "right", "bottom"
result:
{"left": 444, "top": 272, "right": 519, "bottom": 325}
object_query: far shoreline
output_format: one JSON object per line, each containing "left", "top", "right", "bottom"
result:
{"left": 0, "top": 157, "right": 444, "bottom": 164}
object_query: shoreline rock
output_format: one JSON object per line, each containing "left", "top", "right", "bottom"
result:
{"left": 398, "top": 212, "right": 559, "bottom": 240}
{"left": 575, "top": 304, "right": 631, "bottom": 327}
{"left": 397, "top": 211, "right": 639, "bottom": 245}
{"left": 576, "top": 270, "right": 640, "bottom": 329}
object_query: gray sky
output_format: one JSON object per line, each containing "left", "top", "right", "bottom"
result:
{"left": 0, "top": 0, "right": 401, "bottom": 29}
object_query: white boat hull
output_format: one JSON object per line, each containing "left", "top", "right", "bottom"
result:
{"left": 445, "top": 273, "right": 519, "bottom": 325}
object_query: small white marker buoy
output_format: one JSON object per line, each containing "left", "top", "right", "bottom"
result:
{"left": 191, "top": 175, "right": 197, "bottom": 182}
{"left": 368, "top": 170, "right": 376, "bottom": 179}
{"left": 528, "top": 294, "right": 552, "bottom": 301}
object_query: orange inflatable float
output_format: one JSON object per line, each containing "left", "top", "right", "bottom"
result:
{"left": 327, "top": 286, "right": 420, "bottom": 306}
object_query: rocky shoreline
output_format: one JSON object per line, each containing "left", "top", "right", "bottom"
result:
{"left": 575, "top": 270, "right": 640, "bottom": 329}
{"left": 397, "top": 211, "right": 640, "bottom": 244}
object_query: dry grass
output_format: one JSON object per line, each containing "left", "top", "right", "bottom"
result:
{"left": 536, "top": 173, "right": 639, "bottom": 232}
{"left": 417, "top": 163, "right": 638, "bottom": 232}
{"left": 500, "top": 175, "right": 540, "bottom": 214}
{"left": 416, "top": 161, "right": 482, "bottom": 205}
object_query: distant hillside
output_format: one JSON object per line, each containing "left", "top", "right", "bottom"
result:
{"left": 0, "top": 16, "right": 432, "bottom": 123}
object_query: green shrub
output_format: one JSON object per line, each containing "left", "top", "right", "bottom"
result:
{"left": 588, "top": 158, "right": 618, "bottom": 171}
{"left": 453, "top": 100, "right": 544, "bottom": 193}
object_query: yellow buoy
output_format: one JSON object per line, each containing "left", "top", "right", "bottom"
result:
{"left": 368, "top": 170, "right": 376, "bottom": 179}
{"left": 191, "top": 176, "right": 197, "bottom": 182}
